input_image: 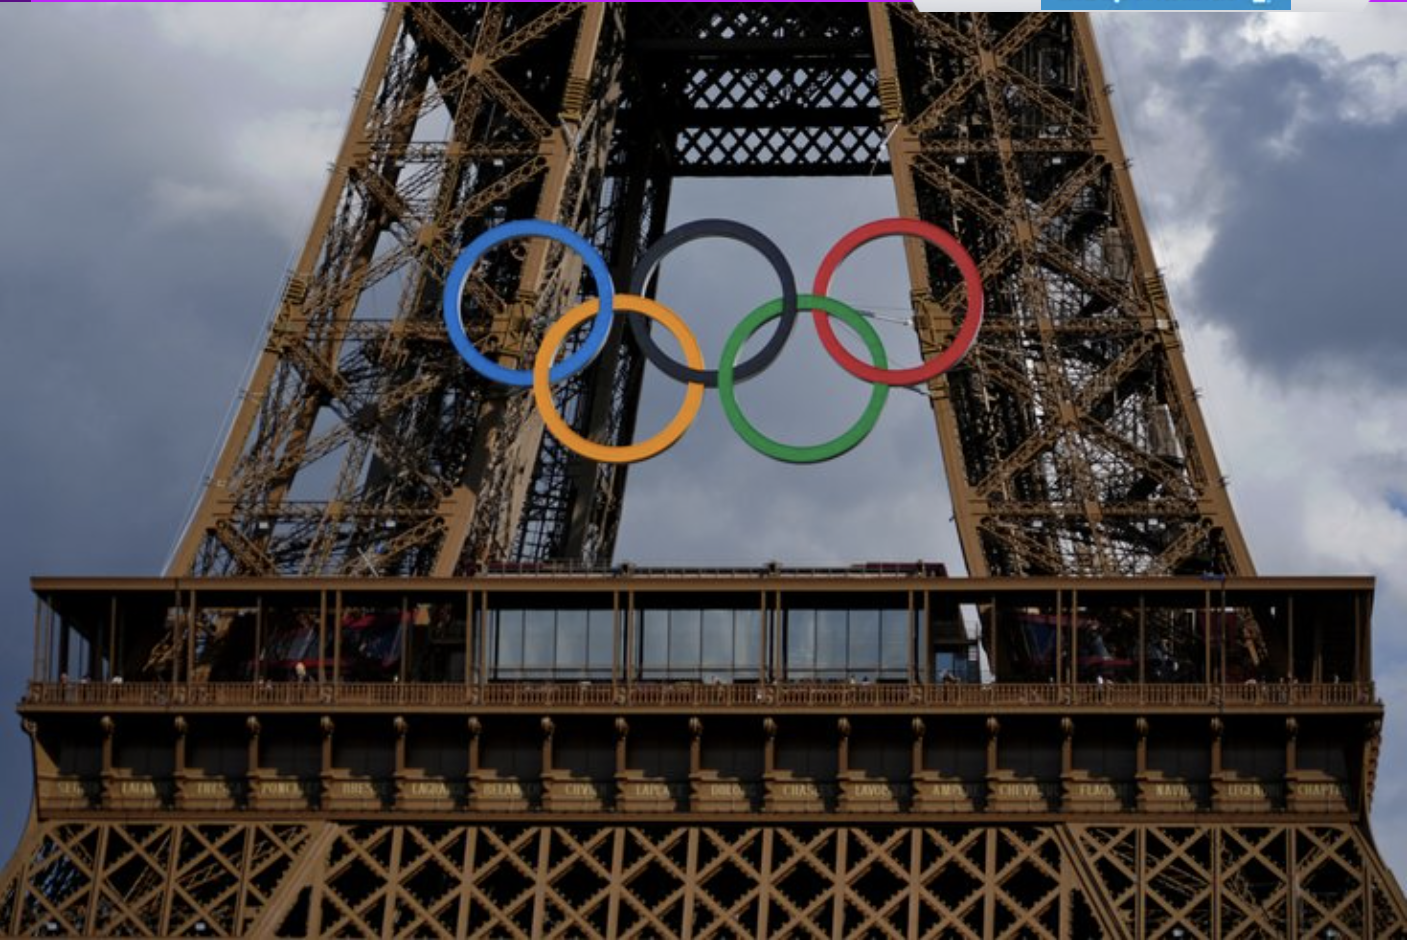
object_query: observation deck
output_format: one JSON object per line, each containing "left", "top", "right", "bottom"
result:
{"left": 21, "top": 568, "right": 1382, "bottom": 822}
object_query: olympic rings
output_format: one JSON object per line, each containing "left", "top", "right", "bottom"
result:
{"left": 443, "top": 219, "right": 615, "bottom": 388}
{"left": 534, "top": 295, "right": 705, "bottom": 465}
{"left": 443, "top": 216, "right": 984, "bottom": 465}
{"left": 718, "top": 295, "right": 889, "bottom": 464}
{"left": 627, "top": 219, "right": 798, "bottom": 388}
{"left": 812, "top": 218, "right": 984, "bottom": 387}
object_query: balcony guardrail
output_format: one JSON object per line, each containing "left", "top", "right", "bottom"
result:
{"left": 21, "top": 680, "right": 1377, "bottom": 710}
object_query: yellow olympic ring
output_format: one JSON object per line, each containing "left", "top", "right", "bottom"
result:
{"left": 533, "top": 295, "right": 705, "bottom": 464}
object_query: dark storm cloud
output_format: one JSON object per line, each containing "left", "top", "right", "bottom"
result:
{"left": 1185, "top": 57, "right": 1405, "bottom": 382}
{"left": 0, "top": 9, "right": 302, "bottom": 569}
{"left": 1099, "top": 14, "right": 1406, "bottom": 383}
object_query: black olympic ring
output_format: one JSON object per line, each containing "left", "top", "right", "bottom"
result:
{"left": 627, "top": 219, "right": 798, "bottom": 388}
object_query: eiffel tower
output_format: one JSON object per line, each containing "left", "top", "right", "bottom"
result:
{"left": 3, "top": 5, "right": 1402, "bottom": 938}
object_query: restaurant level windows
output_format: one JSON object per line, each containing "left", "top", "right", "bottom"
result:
{"left": 637, "top": 609, "right": 762, "bottom": 681}
{"left": 785, "top": 608, "right": 910, "bottom": 680}
{"left": 490, "top": 609, "right": 614, "bottom": 680}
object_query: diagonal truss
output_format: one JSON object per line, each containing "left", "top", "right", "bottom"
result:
{"left": 167, "top": 4, "right": 1251, "bottom": 582}
{"left": 872, "top": 9, "right": 1252, "bottom": 577}
{"left": 169, "top": 3, "right": 650, "bottom": 577}
{"left": 1, "top": 821, "right": 1401, "bottom": 938}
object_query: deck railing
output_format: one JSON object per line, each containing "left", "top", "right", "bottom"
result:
{"left": 22, "top": 680, "right": 1376, "bottom": 709}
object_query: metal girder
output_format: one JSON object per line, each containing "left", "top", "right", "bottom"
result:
{"left": 167, "top": 5, "right": 1253, "bottom": 582}
{"left": 872, "top": 9, "right": 1253, "bottom": 577}
{"left": 1, "top": 821, "right": 1401, "bottom": 938}
{"left": 169, "top": 3, "right": 633, "bottom": 579}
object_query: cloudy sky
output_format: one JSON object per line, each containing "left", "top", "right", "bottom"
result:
{"left": 0, "top": 3, "right": 1402, "bottom": 886}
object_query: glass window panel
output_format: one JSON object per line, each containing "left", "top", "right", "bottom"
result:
{"left": 587, "top": 611, "right": 614, "bottom": 676}
{"left": 523, "top": 610, "right": 554, "bottom": 673}
{"left": 735, "top": 609, "right": 761, "bottom": 672}
{"left": 701, "top": 610, "right": 733, "bottom": 669}
{"left": 786, "top": 610, "right": 815, "bottom": 677}
{"left": 849, "top": 609, "right": 880, "bottom": 674}
{"left": 485, "top": 614, "right": 498, "bottom": 677}
{"left": 640, "top": 610, "right": 669, "bottom": 678}
{"left": 816, "top": 610, "right": 847, "bottom": 678}
{"left": 881, "top": 610, "right": 909, "bottom": 678}
{"left": 556, "top": 610, "right": 588, "bottom": 674}
{"left": 493, "top": 610, "right": 524, "bottom": 676}
{"left": 670, "top": 609, "right": 701, "bottom": 675}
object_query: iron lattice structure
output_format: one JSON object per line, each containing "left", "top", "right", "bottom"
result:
{"left": 166, "top": 3, "right": 1251, "bottom": 581}
{"left": 5, "top": 821, "right": 1404, "bottom": 938}
{"left": 4, "top": 5, "right": 1402, "bottom": 940}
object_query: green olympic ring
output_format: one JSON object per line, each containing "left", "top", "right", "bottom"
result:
{"left": 717, "top": 295, "right": 890, "bottom": 464}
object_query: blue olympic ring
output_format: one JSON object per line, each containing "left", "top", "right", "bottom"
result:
{"left": 441, "top": 219, "right": 616, "bottom": 388}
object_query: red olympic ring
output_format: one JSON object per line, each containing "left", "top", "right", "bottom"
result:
{"left": 811, "top": 218, "right": 984, "bottom": 387}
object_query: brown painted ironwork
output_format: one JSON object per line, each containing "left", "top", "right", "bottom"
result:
{"left": 2, "top": 821, "right": 1403, "bottom": 938}
{"left": 6, "top": 575, "right": 1404, "bottom": 937}
{"left": 164, "top": 4, "right": 1249, "bottom": 581}
{"left": 4, "top": 5, "right": 1402, "bottom": 939}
